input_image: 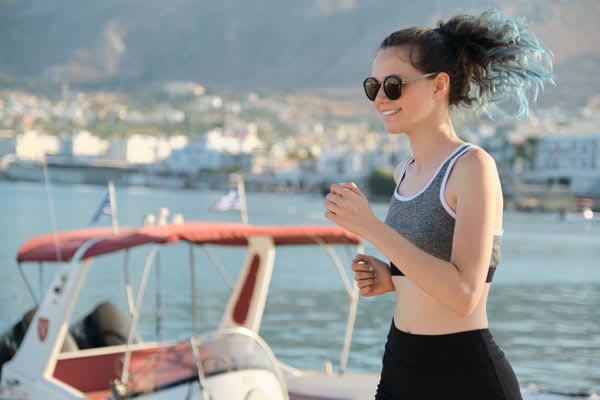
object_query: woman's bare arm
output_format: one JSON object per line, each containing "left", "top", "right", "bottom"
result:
{"left": 324, "top": 148, "right": 500, "bottom": 317}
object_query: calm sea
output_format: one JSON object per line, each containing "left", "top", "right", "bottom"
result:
{"left": 0, "top": 181, "right": 598, "bottom": 395}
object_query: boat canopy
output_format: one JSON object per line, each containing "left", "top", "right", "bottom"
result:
{"left": 17, "top": 222, "right": 361, "bottom": 263}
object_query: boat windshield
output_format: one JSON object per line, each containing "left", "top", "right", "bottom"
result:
{"left": 200, "top": 330, "right": 278, "bottom": 376}
{"left": 124, "top": 330, "right": 280, "bottom": 395}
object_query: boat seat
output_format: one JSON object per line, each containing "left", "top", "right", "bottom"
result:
{"left": 53, "top": 341, "right": 198, "bottom": 396}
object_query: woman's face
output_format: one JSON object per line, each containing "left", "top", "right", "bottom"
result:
{"left": 370, "top": 47, "right": 437, "bottom": 134}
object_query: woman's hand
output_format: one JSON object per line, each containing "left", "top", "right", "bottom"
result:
{"left": 352, "top": 254, "right": 394, "bottom": 297}
{"left": 324, "top": 182, "right": 378, "bottom": 238}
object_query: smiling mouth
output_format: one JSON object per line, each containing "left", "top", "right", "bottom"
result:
{"left": 382, "top": 109, "right": 400, "bottom": 116}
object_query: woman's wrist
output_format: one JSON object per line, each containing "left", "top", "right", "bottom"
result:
{"left": 362, "top": 216, "right": 385, "bottom": 244}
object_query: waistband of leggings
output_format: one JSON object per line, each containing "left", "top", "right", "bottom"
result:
{"left": 385, "top": 320, "right": 503, "bottom": 368}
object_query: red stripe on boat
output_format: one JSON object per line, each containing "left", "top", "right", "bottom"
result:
{"left": 233, "top": 254, "right": 260, "bottom": 325}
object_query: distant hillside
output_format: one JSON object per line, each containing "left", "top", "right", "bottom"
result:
{"left": 1, "top": 0, "right": 598, "bottom": 107}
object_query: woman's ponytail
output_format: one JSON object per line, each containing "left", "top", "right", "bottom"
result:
{"left": 380, "top": 8, "right": 554, "bottom": 119}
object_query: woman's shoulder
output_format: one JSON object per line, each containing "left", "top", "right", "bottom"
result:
{"left": 452, "top": 145, "right": 500, "bottom": 189}
{"left": 457, "top": 145, "right": 497, "bottom": 170}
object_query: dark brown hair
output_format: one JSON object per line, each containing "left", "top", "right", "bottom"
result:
{"left": 379, "top": 9, "right": 554, "bottom": 119}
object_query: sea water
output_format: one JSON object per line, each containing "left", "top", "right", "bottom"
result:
{"left": 0, "top": 181, "right": 598, "bottom": 394}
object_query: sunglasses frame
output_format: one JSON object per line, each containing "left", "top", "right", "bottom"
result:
{"left": 362, "top": 72, "right": 439, "bottom": 101}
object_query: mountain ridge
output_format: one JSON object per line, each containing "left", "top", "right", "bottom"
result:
{"left": 1, "top": 0, "right": 598, "bottom": 107}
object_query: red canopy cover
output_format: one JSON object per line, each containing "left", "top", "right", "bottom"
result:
{"left": 17, "top": 222, "right": 361, "bottom": 263}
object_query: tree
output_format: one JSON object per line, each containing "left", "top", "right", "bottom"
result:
{"left": 367, "top": 167, "right": 395, "bottom": 198}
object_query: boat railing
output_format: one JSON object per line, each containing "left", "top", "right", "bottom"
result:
{"left": 311, "top": 236, "right": 363, "bottom": 373}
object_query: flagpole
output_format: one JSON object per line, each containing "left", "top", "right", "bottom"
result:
{"left": 108, "top": 180, "right": 120, "bottom": 234}
{"left": 234, "top": 174, "right": 249, "bottom": 224}
{"left": 41, "top": 155, "right": 63, "bottom": 262}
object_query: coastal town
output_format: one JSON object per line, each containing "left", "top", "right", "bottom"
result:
{"left": 1, "top": 81, "right": 599, "bottom": 212}
{"left": 1, "top": 2, "right": 599, "bottom": 397}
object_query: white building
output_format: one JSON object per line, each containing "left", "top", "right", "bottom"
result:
{"left": 15, "top": 130, "right": 60, "bottom": 161}
{"left": 70, "top": 130, "right": 109, "bottom": 158}
{"left": 106, "top": 135, "right": 172, "bottom": 165}
{"left": 166, "top": 127, "right": 264, "bottom": 174}
{"left": 316, "top": 125, "right": 405, "bottom": 181}
{"left": 167, "top": 138, "right": 214, "bottom": 173}
{"left": 535, "top": 133, "right": 600, "bottom": 170}
{"left": 317, "top": 145, "right": 365, "bottom": 180}
{"left": 521, "top": 132, "right": 600, "bottom": 196}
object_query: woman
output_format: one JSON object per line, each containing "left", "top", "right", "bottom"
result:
{"left": 324, "top": 9, "right": 553, "bottom": 400}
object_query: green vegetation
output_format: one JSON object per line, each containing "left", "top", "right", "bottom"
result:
{"left": 366, "top": 167, "right": 395, "bottom": 198}
{"left": 514, "top": 135, "right": 541, "bottom": 168}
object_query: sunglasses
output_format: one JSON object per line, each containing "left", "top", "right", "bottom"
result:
{"left": 362, "top": 72, "right": 438, "bottom": 101}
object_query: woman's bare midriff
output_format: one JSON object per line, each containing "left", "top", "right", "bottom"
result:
{"left": 392, "top": 276, "right": 490, "bottom": 334}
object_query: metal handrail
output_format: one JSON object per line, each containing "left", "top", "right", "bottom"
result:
{"left": 310, "top": 237, "right": 363, "bottom": 373}
{"left": 201, "top": 244, "right": 235, "bottom": 290}
{"left": 310, "top": 237, "right": 353, "bottom": 297}
{"left": 121, "top": 244, "right": 160, "bottom": 386}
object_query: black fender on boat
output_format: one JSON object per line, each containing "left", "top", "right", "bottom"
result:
{"left": 70, "top": 302, "right": 137, "bottom": 349}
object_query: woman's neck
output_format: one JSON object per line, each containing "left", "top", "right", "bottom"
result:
{"left": 405, "top": 113, "right": 463, "bottom": 173}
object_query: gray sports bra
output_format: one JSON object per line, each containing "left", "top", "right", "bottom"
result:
{"left": 384, "top": 143, "right": 501, "bottom": 282}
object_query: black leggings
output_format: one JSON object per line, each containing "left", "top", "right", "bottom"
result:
{"left": 375, "top": 322, "right": 522, "bottom": 400}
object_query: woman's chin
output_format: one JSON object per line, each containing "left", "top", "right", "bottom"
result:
{"left": 383, "top": 122, "right": 406, "bottom": 134}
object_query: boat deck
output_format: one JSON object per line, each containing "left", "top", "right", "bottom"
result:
{"left": 286, "top": 371, "right": 379, "bottom": 400}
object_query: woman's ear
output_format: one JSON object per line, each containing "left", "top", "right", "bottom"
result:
{"left": 433, "top": 72, "right": 451, "bottom": 100}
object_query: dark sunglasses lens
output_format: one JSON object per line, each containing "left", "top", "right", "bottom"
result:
{"left": 363, "top": 78, "right": 380, "bottom": 101}
{"left": 383, "top": 76, "right": 402, "bottom": 100}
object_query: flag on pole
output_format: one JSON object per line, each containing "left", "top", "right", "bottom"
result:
{"left": 89, "top": 191, "right": 112, "bottom": 225}
{"left": 210, "top": 188, "right": 241, "bottom": 211}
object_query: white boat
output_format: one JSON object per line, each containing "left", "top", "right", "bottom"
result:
{"left": 0, "top": 222, "right": 595, "bottom": 399}
{"left": 0, "top": 222, "right": 380, "bottom": 399}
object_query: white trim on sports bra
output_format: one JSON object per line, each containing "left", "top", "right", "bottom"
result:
{"left": 438, "top": 144, "right": 504, "bottom": 237}
{"left": 394, "top": 144, "right": 468, "bottom": 202}
{"left": 439, "top": 144, "right": 474, "bottom": 218}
